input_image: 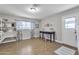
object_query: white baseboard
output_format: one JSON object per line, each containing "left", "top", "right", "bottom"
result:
{"left": 56, "top": 40, "right": 77, "bottom": 48}
{"left": 55, "top": 40, "right": 63, "bottom": 44}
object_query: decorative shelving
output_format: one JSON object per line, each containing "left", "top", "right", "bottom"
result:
{"left": 0, "top": 18, "right": 17, "bottom": 44}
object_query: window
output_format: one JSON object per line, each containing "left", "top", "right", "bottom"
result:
{"left": 16, "top": 21, "right": 32, "bottom": 30}
{"left": 64, "top": 17, "right": 75, "bottom": 29}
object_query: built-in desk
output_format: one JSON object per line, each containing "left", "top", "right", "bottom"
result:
{"left": 40, "top": 31, "right": 55, "bottom": 42}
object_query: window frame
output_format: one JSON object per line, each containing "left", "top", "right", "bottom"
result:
{"left": 64, "top": 17, "right": 76, "bottom": 29}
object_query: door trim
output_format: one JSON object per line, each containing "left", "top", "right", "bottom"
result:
{"left": 62, "top": 15, "right": 77, "bottom": 47}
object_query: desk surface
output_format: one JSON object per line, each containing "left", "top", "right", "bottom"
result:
{"left": 39, "top": 31, "right": 55, "bottom": 42}
{"left": 40, "top": 31, "right": 55, "bottom": 34}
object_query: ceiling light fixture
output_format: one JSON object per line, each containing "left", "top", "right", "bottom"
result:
{"left": 29, "top": 4, "right": 39, "bottom": 12}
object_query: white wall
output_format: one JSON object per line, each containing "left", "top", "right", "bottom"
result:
{"left": 40, "top": 6, "right": 79, "bottom": 44}
{"left": 33, "top": 21, "right": 40, "bottom": 38}
{"left": 40, "top": 15, "right": 62, "bottom": 41}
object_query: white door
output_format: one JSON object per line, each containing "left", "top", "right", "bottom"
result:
{"left": 62, "top": 17, "right": 77, "bottom": 47}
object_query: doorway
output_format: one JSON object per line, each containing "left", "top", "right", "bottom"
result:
{"left": 62, "top": 17, "right": 77, "bottom": 47}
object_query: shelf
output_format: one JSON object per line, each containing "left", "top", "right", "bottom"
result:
{"left": 2, "top": 40, "right": 16, "bottom": 43}
{"left": 2, "top": 37, "right": 17, "bottom": 43}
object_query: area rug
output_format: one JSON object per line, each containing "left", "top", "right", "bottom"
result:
{"left": 54, "top": 46, "right": 76, "bottom": 55}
